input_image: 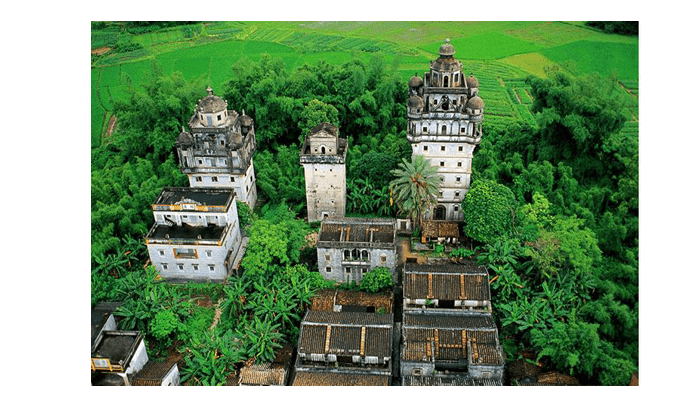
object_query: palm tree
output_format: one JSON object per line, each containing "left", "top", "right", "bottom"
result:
{"left": 389, "top": 154, "right": 440, "bottom": 230}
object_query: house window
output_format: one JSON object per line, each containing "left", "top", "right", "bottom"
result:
{"left": 361, "top": 250, "right": 369, "bottom": 260}
{"left": 221, "top": 140, "right": 225, "bottom": 146}
{"left": 230, "top": 177, "right": 235, "bottom": 182}
{"left": 381, "top": 255, "right": 387, "bottom": 263}
{"left": 454, "top": 205, "right": 459, "bottom": 212}
{"left": 458, "top": 146, "right": 463, "bottom": 151}
{"left": 326, "top": 267, "right": 332, "bottom": 273}
{"left": 195, "top": 176, "right": 202, "bottom": 182}
{"left": 455, "top": 191, "right": 460, "bottom": 198}
{"left": 217, "top": 115, "right": 222, "bottom": 121}
{"left": 362, "top": 268, "right": 368, "bottom": 274}
{"left": 441, "top": 146, "right": 446, "bottom": 151}
{"left": 461, "top": 127, "right": 465, "bottom": 134}
{"left": 159, "top": 250, "right": 165, "bottom": 256}
{"left": 440, "top": 161, "right": 445, "bottom": 167}
{"left": 457, "top": 161, "right": 462, "bottom": 167}
{"left": 209, "top": 265, "right": 215, "bottom": 272}
{"left": 346, "top": 267, "right": 351, "bottom": 273}
{"left": 344, "top": 250, "right": 351, "bottom": 260}
{"left": 206, "top": 250, "right": 213, "bottom": 258}
{"left": 178, "top": 264, "right": 184, "bottom": 271}
{"left": 193, "top": 264, "right": 199, "bottom": 271}
{"left": 456, "top": 176, "right": 461, "bottom": 182}
{"left": 212, "top": 176, "right": 218, "bottom": 182}
{"left": 423, "top": 127, "right": 427, "bottom": 133}
{"left": 198, "top": 159, "right": 203, "bottom": 165}
{"left": 174, "top": 248, "right": 197, "bottom": 259}
{"left": 162, "top": 264, "right": 168, "bottom": 270}
{"left": 325, "top": 254, "right": 331, "bottom": 261}
{"left": 441, "top": 126, "right": 446, "bottom": 134}
{"left": 423, "top": 145, "right": 428, "bottom": 151}
{"left": 413, "top": 368, "right": 422, "bottom": 376}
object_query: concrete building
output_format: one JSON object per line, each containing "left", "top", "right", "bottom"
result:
{"left": 91, "top": 330, "right": 149, "bottom": 385}
{"left": 176, "top": 87, "right": 257, "bottom": 209}
{"left": 406, "top": 39, "right": 485, "bottom": 221}
{"left": 316, "top": 218, "right": 398, "bottom": 284}
{"left": 300, "top": 122, "right": 348, "bottom": 222}
{"left": 145, "top": 187, "right": 243, "bottom": 282}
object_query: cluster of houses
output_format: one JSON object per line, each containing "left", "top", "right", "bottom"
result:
{"left": 92, "top": 38, "right": 503, "bottom": 386}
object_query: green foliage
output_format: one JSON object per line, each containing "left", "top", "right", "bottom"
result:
{"left": 298, "top": 98, "right": 340, "bottom": 134}
{"left": 359, "top": 267, "right": 394, "bottom": 293}
{"left": 350, "top": 152, "right": 398, "bottom": 189}
{"left": 389, "top": 154, "right": 440, "bottom": 229}
{"left": 462, "top": 179, "right": 517, "bottom": 244}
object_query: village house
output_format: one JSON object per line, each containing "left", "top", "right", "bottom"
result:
{"left": 400, "top": 313, "right": 504, "bottom": 381}
{"left": 403, "top": 262, "right": 492, "bottom": 314}
{"left": 295, "top": 310, "right": 393, "bottom": 376}
{"left": 300, "top": 122, "right": 348, "bottom": 222}
{"left": 176, "top": 87, "right": 258, "bottom": 209}
{"left": 316, "top": 217, "right": 398, "bottom": 284}
{"left": 131, "top": 361, "right": 181, "bottom": 386}
{"left": 145, "top": 187, "right": 244, "bottom": 282}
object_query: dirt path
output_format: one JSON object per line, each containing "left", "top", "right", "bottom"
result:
{"left": 92, "top": 47, "right": 111, "bottom": 55}
{"left": 104, "top": 115, "right": 117, "bottom": 139}
{"left": 208, "top": 298, "right": 224, "bottom": 331}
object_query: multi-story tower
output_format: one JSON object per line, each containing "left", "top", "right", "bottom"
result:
{"left": 145, "top": 187, "right": 243, "bottom": 282}
{"left": 406, "top": 39, "right": 485, "bottom": 221}
{"left": 176, "top": 87, "right": 257, "bottom": 209}
{"left": 299, "top": 122, "right": 348, "bottom": 222}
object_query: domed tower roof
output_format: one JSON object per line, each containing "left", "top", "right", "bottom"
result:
{"left": 439, "top": 38, "right": 455, "bottom": 57}
{"left": 240, "top": 109, "right": 253, "bottom": 127}
{"left": 408, "top": 73, "right": 424, "bottom": 88}
{"left": 177, "top": 127, "right": 193, "bottom": 145}
{"left": 198, "top": 86, "right": 227, "bottom": 113}
{"left": 467, "top": 74, "right": 479, "bottom": 88}
{"left": 467, "top": 95, "right": 484, "bottom": 109}
{"left": 408, "top": 95, "right": 425, "bottom": 109}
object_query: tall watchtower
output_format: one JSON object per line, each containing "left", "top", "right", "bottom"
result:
{"left": 176, "top": 87, "right": 257, "bottom": 209}
{"left": 406, "top": 39, "right": 484, "bottom": 221}
{"left": 299, "top": 122, "right": 348, "bottom": 222}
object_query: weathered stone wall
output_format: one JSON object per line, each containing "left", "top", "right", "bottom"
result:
{"left": 303, "top": 162, "right": 346, "bottom": 222}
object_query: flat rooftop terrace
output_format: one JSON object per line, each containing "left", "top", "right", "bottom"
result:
{"left": 153, "top": 187, "right": 234, "bottom": 208}
{"left": 146, "top": 223, "right": 227, "bottom": 244}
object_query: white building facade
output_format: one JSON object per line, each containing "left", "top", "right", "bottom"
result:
{"left": 407, "top": 39, "right": 485, "bottom": 221}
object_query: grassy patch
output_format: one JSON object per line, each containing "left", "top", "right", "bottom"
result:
{"left": 498, "top": 52, "right": 554, "bottom": 78}
{"left": 420, "top": 32, "right": 544, "bottom": 60}
{"left": 540, "top": 40, "right": 638, "bottom": 80}
{"left": 504, "top": 21, "right": 597, "bottom": 47}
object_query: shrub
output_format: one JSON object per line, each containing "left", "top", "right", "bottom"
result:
{"left": 360, "top": 267, "right": 393, "bottom": 293}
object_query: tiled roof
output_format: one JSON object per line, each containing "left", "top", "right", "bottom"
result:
{"left": 292, "top": 371, "right": 390, "bottom": 386}
{"left": 404, "top": 263, "right": 490, "bottom": 301}
{"left": 239, "top": 363, "right": 288, "bottom": 386}
{"left": 318, "top": 218, "right": 396, "bottom": 245}
{"left": 402, "top": 314, "right": 498, "bottom": 363}
{"left": 132, "top": 361, "right": 177, "bottom": 386}
{"left": 468, "top": 341, "right": 504, "bottom": 366}
{"left": 421, "top": 221, "right": 459, "bottom": 238}
{"left": 403, "top": 375, "right": 502, "bottom": 386}
{"left": 299, "top": 311, "right": 393, "bottom": 358}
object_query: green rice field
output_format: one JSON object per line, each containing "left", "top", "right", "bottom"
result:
{"left": 91, "top": 21, "right": 638, "bottom": 147}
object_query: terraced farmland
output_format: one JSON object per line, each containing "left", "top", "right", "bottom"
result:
{"left": 91, "top": 21, "right": 638, "bottom": 148}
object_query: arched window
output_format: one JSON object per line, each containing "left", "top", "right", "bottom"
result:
{"left": 352, "top": 249, "right": 358, "bottom": 260}
{"left": 344, "top": 250, "right": 351, "bottom": 260}
{"left": 321, "top": 146, "right": 326, "bottom": 154}
{"left": 443, "top": 76, "right": 449, "bottom": 87}
{"left": 362, "top": 250, "right": 369, "bottom": 260}
{"left": 442, "top": 125, "right": 447, "bottom": 134}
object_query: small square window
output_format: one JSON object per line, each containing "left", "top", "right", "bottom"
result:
{"left": 458, "top": 146, "right": 463, "bottom": 151}
{"left": 209, "top": 265, "right": 215, "bottom": 272}
{"left": 454, "top": 206, "right": 459, "bottom": 211}
{"left": 423, "top": 145, "right": 428, "bottom": 151}
{"left": 325, "top": 255, "right": 331, "bottom": 261}
{"left": 159, "top": 250, "right": 165, "bottom": 256}
{"left": 195, "top": 176, "right": 202, "bottom": 182}
{"left": 456, "top": 176, "right": 461, "bottom": 182}
{"left": 362, "top": 268, "right": 368, "bottom": 273}
{"left": 457, "top": 161, "right": 462, "bottom": 167}
{"left": 198, "top": 159, "right": 203, "bottom": 165}
{"left": 440, "top": 161, "right": 445, "bottom": 167}
{"left": 217, "top": 115, "right": 221, "bottom": 121}
{"left": 178, "top": 264, "right": 184, "bottom": 271}
{"left": 206, "top": 250, "right": 213, "bottom": 258}
{"left": 193, "top": 264, "right": 199, "bottom": 271}
{"left": 381, "top": 255, "right": 387, "bottom": 263}
{"left": 441, "top": 146, "right": 445, "bottom": 151}
{"left": 423, "top": 127, "right": 428, "bottom": 133}
{"left": 230, "top": 177, "right": 235, "bottom": 182}
{"left": 162, "top": 264, "right": 168, "bottom": 270}
{"left": 221, "top": 140, "right": 225, "bottom": 146}
{"left": 212, "top": 176, "right": 218, "bottom": 182}
{"left": 455, "top": 191, "right": 460, "bottom": 197}
{"left": 326, "top": 267, "right": 332, "bottom": 273}
{"left": 346, "top": 267, "right": 351, "bottom": 273}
